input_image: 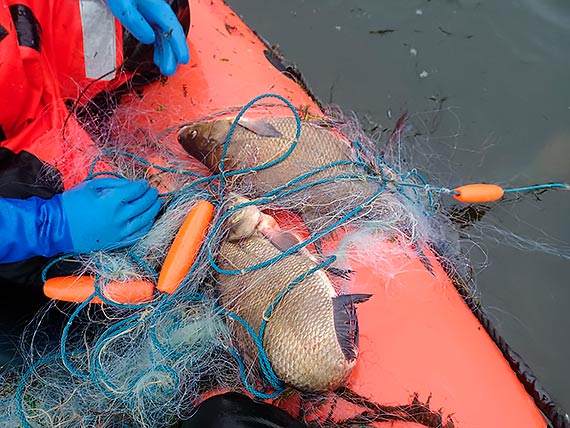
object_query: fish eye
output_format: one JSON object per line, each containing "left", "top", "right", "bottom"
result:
{"left": 189, "top": 129, "right": 198, "bottom": 140}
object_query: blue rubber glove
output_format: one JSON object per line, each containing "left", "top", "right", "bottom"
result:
{"left": 106, "top": 0, "right": 190, "bottom": 76}
{"left": 0, "top": 196, "right": 71, "bottom": 263}
{"left": 0, "top": 178, "right": 161, "bottom": 264}
{"left": 61, "top": 178, "right": 161, "bottom": 254}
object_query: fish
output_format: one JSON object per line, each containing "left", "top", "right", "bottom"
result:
{"left": 216, "top": 195, "right": 371, "bottom": 391}
{"left": 177, "top": 117, "right": 387, "bottom": 226}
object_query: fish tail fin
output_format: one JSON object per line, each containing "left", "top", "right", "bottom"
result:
{"left": 333, "top": 294, "right": 372, "bottom": 362}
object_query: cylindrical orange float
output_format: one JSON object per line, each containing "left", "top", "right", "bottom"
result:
{"left": 453, "top": 184, "right": 505, "bottom": 203}
{"left": 44, "top": 276, "right": 155, "bottom": 304}
{"left": 157, "top": 200, "right": 215, "bottom": 295}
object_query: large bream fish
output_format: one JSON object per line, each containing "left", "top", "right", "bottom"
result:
{"left": 216, "top": 195, "right": 370, "bottom": 391}
{"left": 177, "top": 117, "right": 388, "bottom": 224}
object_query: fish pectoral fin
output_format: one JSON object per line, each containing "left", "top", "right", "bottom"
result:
{"left": 333, "top": 294, "right": 372, "bottom": 362}
{"left": 256, "top": 213, "right": 304, "bottom": 252}
{"left": 324, "top": 266, "right": 354, "bottom": 280}
{"left": 237, "top": 118, "right": 283, "bottom": 138}
{"left": 263, "top": 230, "right": 304, "bottom": 253}
{"left": 345, "top": 293, "right": 373, "bottom": 305}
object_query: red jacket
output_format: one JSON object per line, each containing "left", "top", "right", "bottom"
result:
{"left": 0, "top": 0, "right": 188, "bottom": 285}
{"left": 0, "top": 0, "right": 137, "bottom": 189}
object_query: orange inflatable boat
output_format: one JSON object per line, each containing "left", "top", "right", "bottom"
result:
{"left": 51, "top": 1, "right": 567, "bottom": 427}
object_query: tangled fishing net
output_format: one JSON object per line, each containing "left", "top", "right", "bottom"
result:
{"left": 1, "top": 90, "right": 537, "bottom": 428}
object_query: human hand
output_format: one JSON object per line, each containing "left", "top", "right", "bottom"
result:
{"left": 107, "top": 0, "right": 190, "bottom": 75}
{"left": 61, "top": 178, "right": 161, "bottom": 253}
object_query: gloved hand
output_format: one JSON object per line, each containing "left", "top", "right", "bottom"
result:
{"left": 106, "top": 0, "right": 190, "bottom": 76}
{"left": 0, "top": 178, "right": 161, "bottom": 264}
{"left": 61, "top": 178, "right": 161, "bottom": 254}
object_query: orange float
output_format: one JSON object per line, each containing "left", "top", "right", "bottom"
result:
{"left": 44, "top": 276, "right": 154, "bottom": 304}
{"left": 157, "top": 199, "right": 215, "bottom": 294}
{"left": 106, "top": 0, "right": 557, "bottom": 426}
{"left": 453, "top": 184, "right": 505, "bottom": 203}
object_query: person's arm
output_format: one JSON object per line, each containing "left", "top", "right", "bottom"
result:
{"left": 0, "top": 196, "right": 71, "bottom": 263}
{"left": 0, "top": 178, "right": 161, "bottom": 264}
{"left": 106, "top": 0, "right": 190, "bottom": 76}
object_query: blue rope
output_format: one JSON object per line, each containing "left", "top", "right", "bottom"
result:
{"left": 258, "top": 258, "right": 336, "bottom": 342}
{"left": 227, "top": 347, "right": 283, "bottom": 399}
{"left": 15, "top": 354, "right": 61, "bottom": 428}
{"left": 503, "top": 183, "right": 569, "bottom": 194}
{"left": 90, "top": 312, "right": 145, "bottom": 396}
{"left": 60, "top": 297, "right": 93, "bottom": 379}
{"left": 149, "top": 292, "right": 204, "bottom": 359}
{"left": 41, "top": 253, "right": 73, "bottom": 282}
{"left": 207, "top": 180, "right": 387, "bottom": 276}
{"left": 217, "top": 94, "right": 302, "bottom": 195}
{"left": 128, "top": 249, "right": 159, "bottom": 279}
{"left": 92, "top": 272, "right": 153, "bottom": 310}
{"left": 219, "top": 308, "right": 284, "bottom": 393}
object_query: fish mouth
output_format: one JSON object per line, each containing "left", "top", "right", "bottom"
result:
{"left": 177, "top": 127, "right": 225, "bottom": 172}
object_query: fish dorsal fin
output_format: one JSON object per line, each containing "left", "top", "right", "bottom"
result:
{"left": 237, "top": 118, "right": 283, "bottom": 138}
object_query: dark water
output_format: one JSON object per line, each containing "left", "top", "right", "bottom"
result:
{"left": 227, "top": 0, "right": 570, "bottom": 414}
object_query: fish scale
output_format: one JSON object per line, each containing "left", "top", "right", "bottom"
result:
{"left": 217, "top": 234, "right": 354, "bottom": 391}
{"left": 226, "top": 118, "right": 380, "bottom": 208}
